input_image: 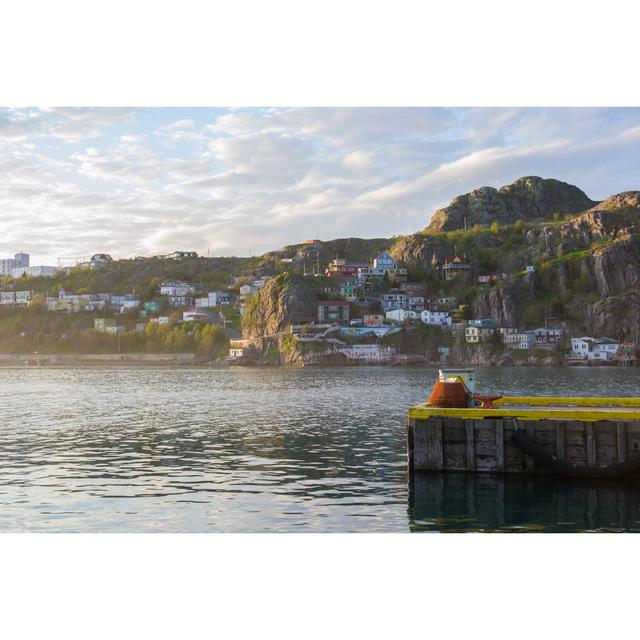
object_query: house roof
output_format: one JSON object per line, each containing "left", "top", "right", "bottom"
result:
{"left": 317, "top": 300, "right": 350, "bottom": 305}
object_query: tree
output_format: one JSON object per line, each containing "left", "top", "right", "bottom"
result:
{"left": 514, "top": 219, "right": 525, "bottom": 233}
{"left": 490, "top": 221, "right": 500, "bottom": 234}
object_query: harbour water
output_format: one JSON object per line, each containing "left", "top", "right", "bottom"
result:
{"left": 2, "top": 365, "right": 640, "bottom": 532}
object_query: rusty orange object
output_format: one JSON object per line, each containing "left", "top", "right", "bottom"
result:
{"left": 426, "top": 380, "right": 470, "bottom": 408}
{"left": 473, "top": 394, "right": 503, "bottom": 408}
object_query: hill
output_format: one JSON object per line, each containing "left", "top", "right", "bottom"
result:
{"left": 426, "top": 176, "right": 597, "bottom": 232}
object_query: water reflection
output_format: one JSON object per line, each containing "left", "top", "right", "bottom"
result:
{"left": 409, "top": 473, "right": 640, "bottom": 532}
{"left": 1, "top": 365, "right": 640, "bottom": 532}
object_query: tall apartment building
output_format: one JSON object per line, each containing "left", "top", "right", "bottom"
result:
{"left": 0, "top": 252, "right": 29, "bottom": 275}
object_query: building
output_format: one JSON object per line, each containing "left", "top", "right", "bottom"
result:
{"left": 9, "top": 265, "right": 57, "bottom": 278}
{"left": 168, "top": 251, "right": 198, "bottom": 260}
{"left": 159, "top": 280, "right": 197, "bottom": 296}
{"left": 386, "top": 308, "right": 418, "bottom": 323}
{"left": 571, "top": 337, "right": 620, "bottom": 361}
{"left": 110, "top": 293, "right": 140, "bottom": 312}
{"left": 529, "top": 327, "right": 563, "bottom": 345}
{"left": 239, "top": 284, "right": 259, "bottom": 296}
{"left": 525, "top": 265, "right": 536, "bottom": 273}
{"left": 317, "top": 300, "right": 350, "bottom": 323}
{"left": 0, "top": 290, "right": 33, "bottom": 306}
{"left": 325, "top": 257, "right": 368, "bottom": 278}
{"left": 400, "top": 282, "right": 427, "bottom": 296}
{"left": 496, "top": 327, "right": 518, "bottom": 338}
{"left": 195, "top": 291, "right": 234, "bottom": 307}
{"left": 168, "top": 296, "right": 194, "bottom": 308}
{"left": 89, "top": 254, "right": 113, "bottom": 269}
{"left": 0, "top": 252, "right": 29, "bottom": 275}
{"left": 94, "top": 318, "right": 116, "bottom": 333}
{"left": 420, "top": 310, "right": 452, "bottom": 326}
{"left": 465, "top": 326, "right": 495, "bottom": 343}
{"left": 357, "top": 251, "right": 407, "bottom": 283}
{"left": 338, "top": 344, "right": 395, "bottom": 363}
{"left": 143, "top": 301, "right": 163, "bottom": 314}
{"left": 363, "top": 314, "right": 385, "bottom": 327}
{"left": 468, "top": 319, "right": 494, "bottom": 329}
{"left": 505, "top": 332, "right": 535, "bottom": 349}
{"left": 477, "top": 273, "right": 504, "bottom": 284}
{"left": 442, "top": 255, "right": 471, "bottom": 281}
{"left": 183, "top": 310, "right": 211, "bottom": 323}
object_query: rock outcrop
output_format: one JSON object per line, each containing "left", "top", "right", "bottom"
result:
{"left": 241, "top": 274, "right": 317, "bottom": 364}
{"left": 427, "top": 176, "right": 597, "bottom": 232}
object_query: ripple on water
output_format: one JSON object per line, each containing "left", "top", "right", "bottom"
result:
{"left": 1, "top": 366, "right": 640, "bottom": 532}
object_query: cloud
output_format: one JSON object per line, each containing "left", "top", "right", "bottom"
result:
{"left": 0, "top": 107, "right": 639, "bottom": 263}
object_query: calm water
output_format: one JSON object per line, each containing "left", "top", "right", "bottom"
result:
{"left": 2, "top": 366, "right": 640, "bottom": 532}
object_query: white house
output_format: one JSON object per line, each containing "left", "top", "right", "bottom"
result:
{"left": 240, "top": 284, "right": 259, "bottom": 296}
{"left": 505, "top": 332, "right": 535, "bottom": 350}
{"left": 420, "top": 310, "right": 452, "bottom": 326}
{"left": 386, "top": 308, "right": 418, "bottom": 323}
{"left": 160, "top": 280, "right": 197, "bottom": 296}
{"left": 338, "top": 344, "right": 395, "bottom": 363}
{"left": 183, "top": 310, "right": 211, "bottom": 323}
{"left": 571, "top": 337, "right": 619, "bottom": 360}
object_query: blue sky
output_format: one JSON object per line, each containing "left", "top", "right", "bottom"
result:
{"left": 0, "top": 107, "right": 639, "bottom": 265}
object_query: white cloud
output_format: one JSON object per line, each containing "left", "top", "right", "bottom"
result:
{"left": 0, "top": 107, "right": 639, "bottom": 263}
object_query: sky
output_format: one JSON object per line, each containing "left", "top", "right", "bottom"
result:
{"left": 1, "top": 107, "right": 639, "bottom": 265}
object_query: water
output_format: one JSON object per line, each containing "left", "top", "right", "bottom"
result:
{"left": 2, "top": 365, "right": 640, "bottom": 532}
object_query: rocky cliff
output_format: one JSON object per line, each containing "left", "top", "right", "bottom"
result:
{"left": 427, "top": 176, "right": 597, "bottom": 232}
{"left": 241, "top": 274, "right": 318, "bottom": 364}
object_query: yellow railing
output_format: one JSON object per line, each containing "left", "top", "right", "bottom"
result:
{"left": 408, "top": 395, "right": 640, "bottom": 422}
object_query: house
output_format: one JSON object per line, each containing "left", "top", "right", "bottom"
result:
{"left": 442, "top": 255, "right": 471, "bottom": 281}
{"left": 183, "top": 310, "right": 212, "bottom": 323}
{"left": 468, "top": 319, "right": 494, "bottom": 329}
{"left": 196, "top": 291, "right": 234, "bottom": 307}
{"left": 357, "top": 252, "right": 407, "bottom": 283}
{"left": 317, "top": 300, "right": 350, "bottom": 323}
{"left": 168, "top": 296, "right": 194, "bottom": 308}
{"left": 420, "top": 310, "right": 452, "bottom": 326}
{"left": 94, "top": 318, "right": 116, "bottom": 333}
{"left": 325, "top": 257, "right": 368, "bottom": 278}
{"left": 363, "top": 314, "right": 385, "bottom": 327}
{"left": 525, "top": 265, "right": 536, "bottom": 273}
{"left": 530, "top": 327, "right": 563, "bottom": 345}
{"left": 110, "top": 293, "right": 140, "bottom": 312}
{"left": 89, "top": 254, "right": 113, "bottom": 269}
{"left": 571, "top": 337, "right": 620, "bottom": 361}
{"left": 386, "top": 309, "right": 418, "bottom": 323}
{"left": 465, "top": 326, "right": 495, "bottom": 343}
{"left": 143, "top": 301, "right": 163, "bottom": 314}
{"left": 239, "top": 284, "right": 259, "bottom": 296}
{"left": 160, "top": 280, "right": 197, "bottom": 296}
{"left": 435, "top": 296, "right": 458, "bottom": 309}
{"left": 0, "top": 290, "right": 33, "bottom": 307}
{"left": 338, "top": 344, "right": 396, "bottom": 363}
{"left": 505, "top": 332, "right": 535, "bottom": 350}
{"left": 477, "top": 273, "right": 505, "bottom": 284}
{"left": 496, "top": 327, "right": 518, "bottom": 338}
{"left": 401, "top": 282, "right": 427, "bottom": 296}
{"left": 380, "top": 289, "right": 422, "bottom": 312}
{"left": 380, "top": 290, "right": 408, "bottom": 312}
{"left": 168, "top": 251, "right": 198, "bottom": 260}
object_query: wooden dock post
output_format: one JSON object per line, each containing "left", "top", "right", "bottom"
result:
{"left": 407, "top": 415, "right": 640, "bottom": 476}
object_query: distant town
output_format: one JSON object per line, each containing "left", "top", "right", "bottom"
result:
{"left": 0, "top": 245, "right": 634, "bottom": 367}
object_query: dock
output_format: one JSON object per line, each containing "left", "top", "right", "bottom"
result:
{"left": 407, "top": 375, "right": 640, "bottom": 476}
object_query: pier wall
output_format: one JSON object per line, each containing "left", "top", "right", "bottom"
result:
{"left": 407, "top": 417, "right": 640, "bottom": 474}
